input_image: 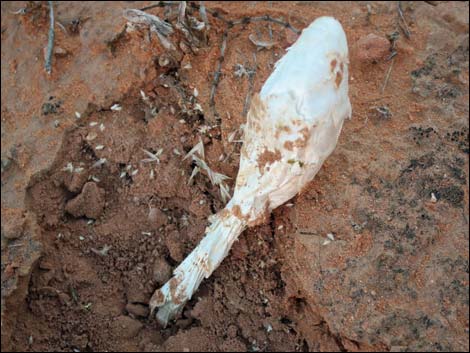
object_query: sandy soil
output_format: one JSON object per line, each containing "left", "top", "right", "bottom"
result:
{"left": 1, "top": 1, "right": 469, "bottom": 352}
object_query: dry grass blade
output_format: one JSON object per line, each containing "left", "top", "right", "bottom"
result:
{"left": 141, "top": 148, "right": 163, "bottom": 163}
{"left": 183, "top": 138, "right": 205, "bottom": 160}
{"left": 397, "top": 1, "right": 411, "bottom": 38}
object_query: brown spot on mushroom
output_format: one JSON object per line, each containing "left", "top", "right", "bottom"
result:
{"left": 275, "top": 125, "right": 292, "bottom": 138}
{"left": 258, "top": 148, "right": 282, "bottom": 171}
{"left": 150, "top": 288, "right": 165, "bottom": 307}
{"left": 247, "top": 201, "right": 270, "bottom": 227}
{"left": 335, "top": 70, "right": 343, "bottom": 88}
{"left": 219, "top": 208, "right": 231, "bottom": 219}
{"left": 330, "top": 59, "right": 337, "bottom": 72}
{"left": 169, "top": 277, "right": 183, "bottom": 304}
{"left": 292, "top": 127, "right": 310, "bottom": 148}
{"left": 198, "top": 255, "right": 210, "bottom": 276}
{"left": 231, "top": 205, "right": 248, "bottom": 222}
{"left": 284, "top": 141, "right": 294, "bottom": 151}
{"left": 231, "top": 205, "right": 242, "bottom": 219}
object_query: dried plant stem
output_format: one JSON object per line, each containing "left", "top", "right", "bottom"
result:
{"left": 397, "top": 1, "right": 411, "bottom": 38}
{"left": 199, "top": 1, "right": 210, "bottom": 29}
{"left": 209, "top": 29, "right": 228, "bottom": 119}
{"left": 381, "top": 58, "right": 395, "bottom": 94}
{"left": 45, "top": 1, "right": 55, "bottom": 75}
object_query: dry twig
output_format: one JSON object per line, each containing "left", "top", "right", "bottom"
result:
{"left": 45, "top": 1, "right": 55, "bottom": 74}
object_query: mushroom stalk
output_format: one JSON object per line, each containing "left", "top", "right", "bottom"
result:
{"left": 150, "top": 16, "right": 352, "bottom": 327}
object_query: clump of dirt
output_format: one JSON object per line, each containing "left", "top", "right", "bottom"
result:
{"left": 1, "top": 1, "right": 468, "bottom": 352}
{"left": 65, "top": 181, "right": 106, "bottom": 219}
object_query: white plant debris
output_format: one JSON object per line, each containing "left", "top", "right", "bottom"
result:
{"left": 92, "top": 158, "right": 107, "bottom": 168}
{"left": 194, "top": 103, "right": 203, "bottom": 112}
{"left": 110, "top": 103, "right": 122, "bottom": 111}
{"left": 99, "top": 123, "right": 105, "bottom": 132}
{"left": 327, "top": 233, "right": 335, "bottom": 241}
{"left": 62, "top": 163, "right": 86, "bottom": 174}
{"left": 75, "top": 111, "right": 81, "bottom": 119}
{"left": 198, "top": 125, "right": 210, "bottom": 134}
{"left": 140, "top": 90, "right": 149, "bottom": 101}
{"left": 150, "top": 17, "right": 352, "bottom": 327}
{"left": 183, "top": 138, "right": 205, "bottom": 160}
{"left": 228, "top": 130, "right": 238, "bottom": 143}
{"left": 183, "top": 138, "right": 230, "bottom": 201}
{"left": 191, "top": 154, "right": 231, "bottom": 202}
{"left": 62, "top": 162, "right": 74, "bottom": 173}
{"left": 188, "top": 16, "right": 205, "bottom": 31}
{"left": 248, "top": 33, "right": 277, "bottom": 50}
{"left": 91, "top": 245, "right": 112, "bottom": 257}
{"left": 141, "top": 148, "right": 163, "bottom": 163}
{"left": 86, "top": 132, "right": 97, "bottom": 141}
{"left": 89, "top": 121, "right": 98, "bottom": 127}
{"left": 431, "top": 192, "right": 438, "bottom": 203}
{"left": 188, "top": 166, "right": 200, "bottom": 184}
{"left": 95, "top": 145, "right": 104, "bottom": 150}
{"left": 234, "top": 63, "right": 249, "bottom": 78}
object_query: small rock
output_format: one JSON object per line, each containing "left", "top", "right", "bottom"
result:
{"left": 65, "top": 182, "right": 105, "bottom": 219}
{"left": 153, "top": 257, "right": 172, "bottom": 284}
{"left": 54, "top": 47, "right": 68, "bottom": 57}
{"left": 126, "top": 303, "right": 149, "bottom": 318}
{"left": 113, "top": 316, "right": 143, "bottom": 339}
{"left": 354, "top": 33, "right": 390, "bottom": 63}
{"left": 148, "top": 207, "right": 168, "bottom": 229}
{"left": 1, "top": 208, "right": 26, "bottom": 240}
